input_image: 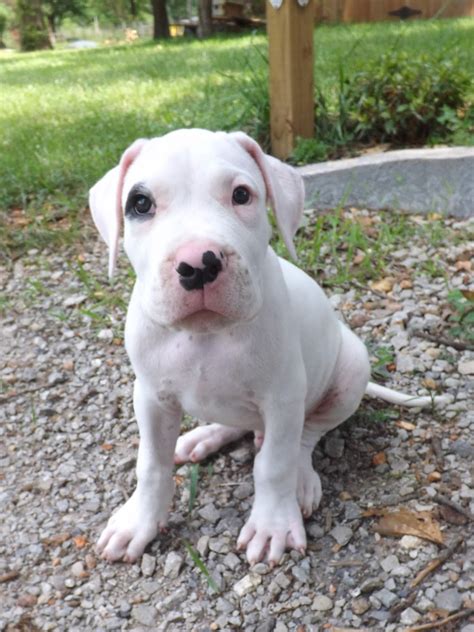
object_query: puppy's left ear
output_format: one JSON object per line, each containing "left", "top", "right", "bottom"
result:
{"left": 89, "top": 139, "right": 148, "bottom": 278}
{"left": 230, "top": 132, "right": 304, "bottom": 259}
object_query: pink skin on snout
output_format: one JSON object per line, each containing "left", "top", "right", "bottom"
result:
{"left": 174, "top": 240, "right": 225, "bottom": 273}
{"left": 169, "top": 240, "right": 232, "bottom": 328}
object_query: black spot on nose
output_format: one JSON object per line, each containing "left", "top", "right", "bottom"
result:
{"left": 202, "top": 251, "right": 222, "bottom": 284}
{"left": 176, "top": 262, "right": 195, "bottom": 278}
{"left": 177, "top": 250, "right": 223, "bottom": 291}
{"left": 177, "top": 264, "right": 204, "bottom": 291}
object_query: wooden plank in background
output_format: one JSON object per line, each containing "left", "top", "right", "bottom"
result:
{"left": 315, "top": 0, "right": 474, "bottom": 22}
{"left": 267, "top": 0, "right": 315, "bottom": 159}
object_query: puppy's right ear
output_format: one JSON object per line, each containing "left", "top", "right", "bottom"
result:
{"left": 89, "top": 139, "right": 148, "bottom": 278}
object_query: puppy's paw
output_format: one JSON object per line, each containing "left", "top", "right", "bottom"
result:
{"left": 174, "top": 424, "right": 246, "bottom": 464}
{"left": 297, "top": 465, "right": 322, "bottom": 518}
{"left": 96, "top": 494, "right": 162, "bottom": 562}
{"left": 237, "top": 500, "right": 306, "bottom": 566}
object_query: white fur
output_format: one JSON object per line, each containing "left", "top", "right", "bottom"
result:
{"left": 89, "top": 129, "right": 445, "bottom": 566}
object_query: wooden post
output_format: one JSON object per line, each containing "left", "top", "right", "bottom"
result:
{"left": 267, "top": 0, "right": 315, "bottom": 159}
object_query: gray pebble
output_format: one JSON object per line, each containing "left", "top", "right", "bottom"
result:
{"left": 163, "top": 552, "right": 183, "bottom": 579}
{"left": 400, "top": 607, "right": 421, "bottom": 625}
{"left": 312, "top": 595, "right": 333, "bottom": 611}
{"left": 330, "top": 525, "right": 353, "bottom": 546}
{"left": 450, "top": 440, "right": 474, "bottom": 458}
{"left": 198, "top": 502, "right": 220, "bottom": 523}
{"left": 344, "top": 501, "right": 362, "bottom": 521}
{"left": 374, "top": 588, "right": 398, "bottom": 608}
{"left": 380, "top": 554, "right": 399, "bottom": 572}
{"left": 256, "top": 618, "right": 276, "bottom": 632}
{"left": 324, "top": 435, "right": 345, "bottom": 459}
{"left": 131, "top": 604, "right": 157, "bottom": 626}
{"left": 435, "top": 588, "right": 464, "bottom": 612}
{"left": 141, "top": 553, "right": 156, "bottom": 577}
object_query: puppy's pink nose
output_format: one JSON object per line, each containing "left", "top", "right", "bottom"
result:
{"left": 175, "top": 242, "right": 224, "bottom": 291}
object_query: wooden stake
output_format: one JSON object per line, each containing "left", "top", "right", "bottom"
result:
{"left": 267, "top": 0, "right": 315, "bottom": 159}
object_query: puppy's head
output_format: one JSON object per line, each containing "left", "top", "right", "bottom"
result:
{"left": 89, "top": 129, "right": 304, "bottom": 332}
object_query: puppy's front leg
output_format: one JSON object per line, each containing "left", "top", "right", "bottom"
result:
{"left": 237, "top": 397, "right": 306, "bottom": 566}
{"left": 97, "top": 379, "right": 182, "bottom": 562}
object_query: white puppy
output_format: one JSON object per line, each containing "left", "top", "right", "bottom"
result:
{"left": 89, "top": 129, "right": 442, "bottom": 565}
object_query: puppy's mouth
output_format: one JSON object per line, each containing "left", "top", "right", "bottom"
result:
{"left": 177, "top": 309, "right": 232, "bottom": 332}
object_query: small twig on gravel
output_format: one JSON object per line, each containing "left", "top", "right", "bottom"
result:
{"left": 0, "top": 384, "right": 44, "bottom": 404}
{"left": 388, "top": 591, "right": 417, "bottom": 622}
{"left": 0, "top": 570, "right": 20, "bottom": 583}
{"left": 430, "top": 435, "right": 444, "bottom": 469}
{"left": 410, "top": 535, "right": 464, "bottom": 588}
{"left": 433, "top": 493, "right": 473, "bottom": 522}
{"left": 411, "top": 329, "right": 474, "bottom": 352}
{"left": 405, "top": 607, "right": 474, "bottom": 632}
{"left": 77, "top": 387, "right": 98, "bottom": 406}
{"left": 329, "top": 559, "right": 364, "bottom": 568}
{"left": 352, "top": 280, "right": 387, "bottom": 300}
{"left": 324, "top": 509, "right": 333, "bottom": 532}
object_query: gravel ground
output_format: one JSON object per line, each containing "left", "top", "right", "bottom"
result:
{"left": 1, "top": 210, "right": 473, "bottom": 632}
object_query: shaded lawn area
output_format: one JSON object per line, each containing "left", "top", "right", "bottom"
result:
{"left": 0, "top": 17, "right": 473, "bottom": 255}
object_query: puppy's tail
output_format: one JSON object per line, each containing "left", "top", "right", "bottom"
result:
{"left": 365, "top": 381, "right": 449, "bottom": 408}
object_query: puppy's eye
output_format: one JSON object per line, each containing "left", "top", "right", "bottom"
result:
{"left": 132, "top": 194, "right": 153, "bottom": 215}
{"left": 232, "top": 186, "right": 251, "bottom": 205}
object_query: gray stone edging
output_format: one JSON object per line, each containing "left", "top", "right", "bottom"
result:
{"left": 297, "top": 147, "right": 474, "bottom": 218}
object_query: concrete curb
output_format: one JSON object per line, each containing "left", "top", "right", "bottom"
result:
{"left": 298, "top": 147, "right": 474, "bottom": 218}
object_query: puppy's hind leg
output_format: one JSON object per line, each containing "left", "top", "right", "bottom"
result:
{"left": 174, "top": 424, "right": 248, "bottom": 464}
{"left": 298, "top": 325, "right": 370, "bottom": 518}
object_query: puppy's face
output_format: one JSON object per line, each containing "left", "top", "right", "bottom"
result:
{"left": 89, "top": 129, "right": 304, "bottom": 332}
{"left": 122, "top": 130, "right": 271, "bottom": 332}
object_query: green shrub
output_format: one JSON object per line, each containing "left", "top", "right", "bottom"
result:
{"left": 291, "top": 137, "right": 329, "bottom": 164}
{"left": 0, "top": 3, "right": 11, "bottom": 43}
{"left": 343, "top": 51, "right": 471, "bottom": 145}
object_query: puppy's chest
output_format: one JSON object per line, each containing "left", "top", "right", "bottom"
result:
{"left": 143, "top": 336, "right": 262, "bottom": 428}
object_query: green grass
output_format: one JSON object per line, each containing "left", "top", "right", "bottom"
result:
{"left": 0, "top": 18, "right": 472, "bottom": 257}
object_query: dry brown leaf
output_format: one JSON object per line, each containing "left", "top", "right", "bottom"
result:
{"left": 399, "top": 278, "right": 413, "bottom": 289}
{"left": 42, "top": 532, "right": 70, "bottom": 547}
{"left": 422, "top": 378, "right": 437, "bottom": 390}
{"left": 461, "top": 289, "right": 474, "bottom": 302}
{"left": 100, "top": 443, "right": 114, "bottom": 451}
{"left": 455, "top": 260, "right": 472, "bottom": 272}
{"left": 10, "top": 209, "right": 30, "bottom": 227}
{"left": 73, "top": 535, "right": 88, "bottom": 549}
{"left": 372, "top": 451, "right": 386, "bottom": 466}
{"left": 348, "top": 313, "right": 370, "bottom": 328}
{"left": 395, "top": 420, "right": 416, "bottom": 431}
{"left": 352, "top": 251, "right": 365, "bottom": 265}
{"left": 374, "top": 508, "right": 444, "bottom": 545}
{"left": 369, "top": 277, "right": 395, "bottom": 293}
{"left": 339, "top": 491, "right": 352, "bottom": 501}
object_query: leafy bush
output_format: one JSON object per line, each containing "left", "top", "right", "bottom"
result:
{"left": 291, "top": 137, "right": 329, "bottom": 164}
{"left": 343, "top": 51, "right": 471, "bottom": 145}
{"left": 0, "top": 3, "right": 11, "bottom": 44}
{"left": 447, "top": 289, "right": 474, "bottom": 344}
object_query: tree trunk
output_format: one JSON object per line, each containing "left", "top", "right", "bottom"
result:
{"left": 150, "top": 0, "right": 170, "bottom": 39}
{"left": 198, "top": 0, "right": 213, "bottom": 38}
{"left": 17, "top": 0, "right": 53, "bottom": 51}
